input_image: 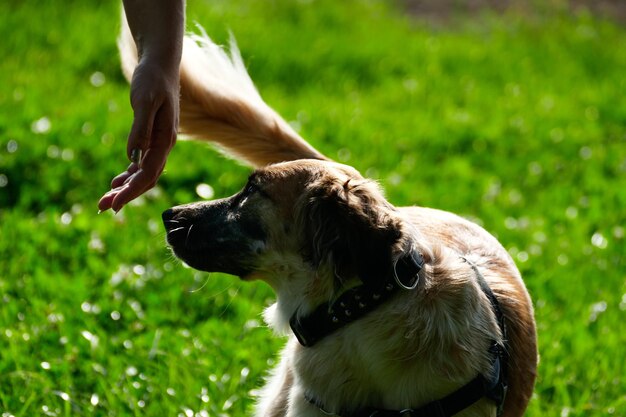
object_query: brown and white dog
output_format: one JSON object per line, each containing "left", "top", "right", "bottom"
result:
{"left": 120, "top": 20, "right": 537, "bottom": 417}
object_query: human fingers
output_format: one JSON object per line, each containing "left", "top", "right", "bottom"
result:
{"left": 109, "top": 180, "right": 146, "bottom": 213}
{"left": 98, "top": 151, "right": 167, "bottom": 213}
{"left": 98, "top": 184, "right": 127, "bottom": 212}
{"left": 99, "top": 162, "right": 140, "bottom": 211}
{"left": 109, "top": 137, "right": 173, "bottom": 212}
{"left": 97, "top": 192, "right": 114, "bottom": 212}
{"left": 109, "top": 168, "right": 161, "bottom": 213}
{"left": 110, "top": 163, "right": 139, "bottom": 189}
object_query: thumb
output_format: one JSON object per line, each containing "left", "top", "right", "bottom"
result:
{"left": 126, "top": 103, "right": 158, "bottom": 161}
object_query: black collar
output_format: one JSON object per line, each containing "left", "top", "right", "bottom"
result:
{"left": 292, "top": 256, "right": 508, "bottom": 417}
{"left": 289, "top": 251, "right": 424, "bottom": 347}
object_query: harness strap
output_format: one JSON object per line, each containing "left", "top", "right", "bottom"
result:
{"left": 307, "top": 352, "right": 505, "bottom": 417}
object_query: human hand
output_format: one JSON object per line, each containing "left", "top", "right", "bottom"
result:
{"left": 98, "top": 59, "right": 179, "bottom": 212}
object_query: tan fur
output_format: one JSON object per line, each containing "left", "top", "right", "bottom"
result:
{"left": 124, "top": 21, "right": 538, "bottom": 417}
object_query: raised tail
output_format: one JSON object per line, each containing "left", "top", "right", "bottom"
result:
{"left": 118, "top": 20, "right": 327, "bottom": 168}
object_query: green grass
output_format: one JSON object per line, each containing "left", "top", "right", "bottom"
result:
{"left": 1, "top": 0, "right": 625, "bottom": 415}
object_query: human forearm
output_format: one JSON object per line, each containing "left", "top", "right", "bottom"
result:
{"left": 122, "top": 0, "right": 185, "bottom": 72}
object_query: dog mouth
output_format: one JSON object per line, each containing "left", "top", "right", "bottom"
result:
{"left": 162, "top": 207, "right": 259, "bottom": 277}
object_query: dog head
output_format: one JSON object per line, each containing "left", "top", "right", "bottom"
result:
{"left": 163, "top": 159, "right": 424, "bottom": 294}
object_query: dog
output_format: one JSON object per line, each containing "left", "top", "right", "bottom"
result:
{"left": 119, "top": 19, "right": 537, "bottom": 417}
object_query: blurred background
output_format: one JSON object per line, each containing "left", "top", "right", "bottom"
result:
{"left": 1, "top": 0, "right": 625, "bottom": 415}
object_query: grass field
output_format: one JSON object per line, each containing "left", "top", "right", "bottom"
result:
{"left": 1, "top": 0, "right": 625, "bottom": 415}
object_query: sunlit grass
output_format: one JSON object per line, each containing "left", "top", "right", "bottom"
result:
{"left": 1, "top": 0, "right": 625, "bottom": 415}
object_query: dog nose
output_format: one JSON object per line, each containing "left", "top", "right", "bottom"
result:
{"left": 161, "top": 208, "right": 174, "bottom": 222}
{"left": 162, "top": 208, "right": 175, "bottom": 223}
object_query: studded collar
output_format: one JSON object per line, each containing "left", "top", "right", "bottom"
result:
{"left": 289, "top": 251, "right": 424, "bottom": 347}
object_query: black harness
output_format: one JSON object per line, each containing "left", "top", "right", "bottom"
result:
{"left": 289, "top": 255, "right": 508, "bottom": 417}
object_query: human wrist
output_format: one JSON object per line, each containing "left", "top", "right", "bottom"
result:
{"left": 136, "top": 48, "right": 182, "bottom": 83}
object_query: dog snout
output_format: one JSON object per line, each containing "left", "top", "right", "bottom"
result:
{"left": 162, "top": 206, "right": 194, "bottom": 249}
{"left": 162, "top": 207, "right": 190, "bottom": 231}
{"left": 162, "top": 208, "right": 175, "bottom": 224}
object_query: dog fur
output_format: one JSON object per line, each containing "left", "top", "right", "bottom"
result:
{"left": 119, "top": 20, "right": 537, "bottom": 417}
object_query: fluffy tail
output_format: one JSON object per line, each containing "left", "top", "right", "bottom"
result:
{"left": 118, "top": 20, "right": 327, "bottom": 167}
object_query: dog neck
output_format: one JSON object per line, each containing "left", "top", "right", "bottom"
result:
{"left": 262, "top": 264, "right": 336, "bottom": 336}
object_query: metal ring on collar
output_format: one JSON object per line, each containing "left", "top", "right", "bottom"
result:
{"left": 393, "top": 260, "right": 420, "bottom": 290}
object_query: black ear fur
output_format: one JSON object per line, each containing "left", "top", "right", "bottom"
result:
{"left": 300, "top": 178, "right": 402, "bottom": 288}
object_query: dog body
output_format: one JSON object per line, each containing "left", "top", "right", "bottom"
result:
{"left": 120, "top": 20, "right": 537, "bottom": 417}
{"left": 162, "top": 161, "right": 536, "bottom": 417}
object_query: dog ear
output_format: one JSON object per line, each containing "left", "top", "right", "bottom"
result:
{"left": 299, "top": 177, "right": 403, "bottom": 288}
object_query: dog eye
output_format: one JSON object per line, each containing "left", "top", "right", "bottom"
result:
{"left": 246, "top": 181, "right": 271, "bottom": 198}
{"left": 245, "top": 183, "right": 257, "bottom": 195}
{"left": 236, "top": 183, "right": 260, "bottom": 204}
{"left": 235, "top": 181, "right": 269, "bottom": 206}
{"left": 240, "top": 183, "right": 260, "bottom": 200}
